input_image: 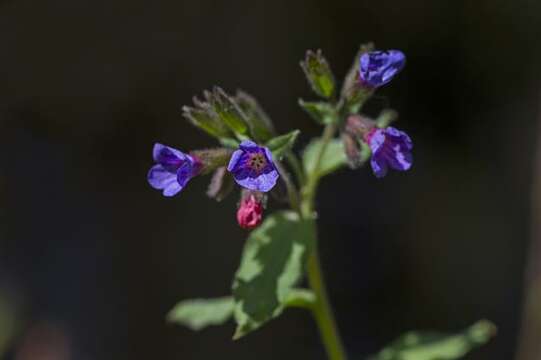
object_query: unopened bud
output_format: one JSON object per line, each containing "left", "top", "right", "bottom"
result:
{"left": 237, "top": 190, "right": 266, "bottom": 230}
{"left": 300, "top": 49, "right": 336, "bottom": 99}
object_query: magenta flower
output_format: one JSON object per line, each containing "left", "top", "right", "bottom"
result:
{"left": 365, "top": 127, "right": 413, "bottom": 178}
{"left": 147, "top": 143, "right": 201, "bottom": 197}
{"left": 359, "top": 50, "right": 406, "bottom": 88}
{"left": 227, "top": 140, "right": 279, "bottom": 192}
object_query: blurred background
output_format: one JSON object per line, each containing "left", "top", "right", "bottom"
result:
{"left": 1, "top": 0, "right": 540, "bottom": 359}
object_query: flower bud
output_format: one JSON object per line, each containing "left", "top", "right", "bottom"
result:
{"left": 236, "top": 190, "right": 265, "bottom": 229}
{"left": 300, "top": 49, "right": 336, "bottom": 99}
{"left": 344, "top": 114, "right": 375, "bottom": 138}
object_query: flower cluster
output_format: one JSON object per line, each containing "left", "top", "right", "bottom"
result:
{"left": 338, "top": 48, "right": 413, "bottom": 177}
{"left": 148, "top": 45, "right": 413, "bottom": 228}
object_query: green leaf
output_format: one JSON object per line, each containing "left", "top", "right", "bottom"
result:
{"left": 298, "top": 99, "right": 338, "bottom": 125}
{"left": 182, "top": 102, "right": 232, "bottom": 139}
{"left": 219, "top": 137, "right": 241, "bottom": 148}
{"left": 236, "top": 90, "right": 276, "bottom": 142}
{"left": 167, "top": 297, "right": 234, "bottom": 331}
{"left": 303, "top": 138, "right": 348, "bottom": 177}
{"left": 232, "top": 211, "right": 316, "bottom": 339}
{"left": 284, "top": 288, "right": 316, "bottom": 308}
{"left": 266, "top": 130, "right": 300, "bottom": 160}
{"left": 300, "top": 49, "right": 336, "bottom": 99}
{"left": 368, "top": 320, "right": 497, "bottom": 360}
{"left": 208, "top": 87, "right": 248, "bottom": 136}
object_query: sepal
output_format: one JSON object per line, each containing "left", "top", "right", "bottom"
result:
{"left": 376, "top": 109, "right": 398, "bottom": 128}
{"left": 266, "top": 130, "right": 300, "bottom": 160}
{"left": 182, "top": 100, "right": 232, "bottom": 139}
{"left": 340, "top": 43, "right": 375, "bottom": 114}
{"left": 300, "top": 49, "right": 336, "bottom": 99}
{"left": 208, "top": 87, "right": 249, "bottom": 136}
{"left": 235, "top": 90, "right": 276, "bottom": 142}
{"left": 190, "top": 148, "right": 233, "bottom": 175}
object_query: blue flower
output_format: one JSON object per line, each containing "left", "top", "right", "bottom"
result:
{"left": 359, "top": 50, "right": 406, "bottom": 88}
{"left": 147, "top": 143, "right": 201, "bottom": 197}
{"left": 227, "top": 140, "right": 279, "bottom": 192}
{"left": 366, "top": 127, "right": 413, "bottom": 178}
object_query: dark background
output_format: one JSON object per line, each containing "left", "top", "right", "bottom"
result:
{"left": 0, "top": 0, "right": 540, "bottom": 359}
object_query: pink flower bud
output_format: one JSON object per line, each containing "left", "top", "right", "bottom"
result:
{"left": 236, "top": 193, "right": 263, "bottom": 229}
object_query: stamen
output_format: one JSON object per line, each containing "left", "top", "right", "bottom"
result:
{"left": 248, "top": 153, "right": 267, "bottom": 172}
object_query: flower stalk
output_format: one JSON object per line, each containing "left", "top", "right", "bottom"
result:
{"left": 300, "top": 121, "right": 346, "bottom": 360}
{"left": 307, "top": 246, "right": 348, "bottom": 360}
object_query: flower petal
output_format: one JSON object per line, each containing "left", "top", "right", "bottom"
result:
{"left": 386, "top": 127, "right": 413, "bottom": 150}
{"left": 153, "top": 143, "right": 187, "bottom": 171}
{"left": 176, "top": 159, "right": 197, "bottom": 188}
{"left": 387, "top": 144, "right": 413, "bottom": 171}
{"left": 227, "top": 149, "right": 245, "bottom": 172}
{"left": 147, "top": 164, "right": 182, "bottom": 196}
{"left": 359, "top": 50, "right": 406, "bottom": 88}
{"left": 162, "top": 181, "right": 182, "bottom": 197}
{"left": 234, "top": 168, "right": 279, "bottom": 192}
{"left": 370, "top": 156, "right": 388, "bottom": 178}
{"left": 369, "top": 129, "right": 386, "bottom": 154}
{"left": 239, "top": 140, "right": 258, "bottom": 150}
{"left": 264, "top": 147, "right": 274, "bottom": 163}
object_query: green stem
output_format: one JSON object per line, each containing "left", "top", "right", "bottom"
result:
{"left": 286, "top": 150, "right": 306, "bottom": 185}
{"left": 301, "top": 122, "right": 338, "bottom": 215}
{"left": 275, "top": 161, "right": 301, "bottom": 214}
{"left": 307, "top": 244, "right": 347, "bottom": 360}
{"left": 300, "top": 122, "right": 346, "bottom": 360}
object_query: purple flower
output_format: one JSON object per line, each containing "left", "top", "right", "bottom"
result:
{"left": 147, "top": 143, "right": 201, "bottom": 197}
{"left": 366, "top": 127, "right": 413, "bottom": 178}
{"left": 227, "top": 140, "right": 279, "bottom": 192}
{"left": 359, "top": 50, "right": 406, "bottom": 88}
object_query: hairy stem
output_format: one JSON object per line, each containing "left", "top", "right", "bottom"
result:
{"left": 300, "top": 122, "right": 346, "bottom": 360}
{"left": 307, "top": 244, "right": 347, "bottom": 360}
{"left": 286, "top": 150, "right": 306, "bottom": 185}
{"left": 301, "top": 122, "right": 338, "bottom": 215}
{"left": 275, "top": 161, "right": 301, "bottom": 213}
